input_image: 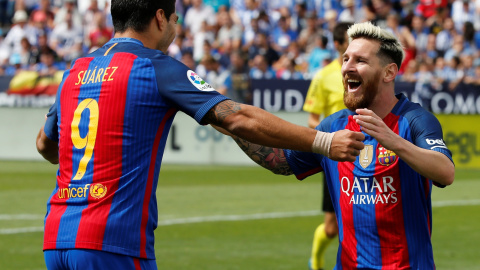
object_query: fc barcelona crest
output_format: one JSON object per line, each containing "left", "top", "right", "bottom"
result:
{"left": 378, "top": 147, "right": 397, "bottom": 166}
{"left": 359, "top": 145, "right": 373, "bottom": 168}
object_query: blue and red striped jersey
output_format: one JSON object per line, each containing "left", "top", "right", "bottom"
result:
{"left": 285, "top": 94, "right": 453, "bottom": 270}
{"left": 43, "top": 38, "right": 229, "bottom": 259}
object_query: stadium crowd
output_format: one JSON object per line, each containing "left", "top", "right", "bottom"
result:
{"left": 1, "top": 0, "right": 480, "bottom": 103}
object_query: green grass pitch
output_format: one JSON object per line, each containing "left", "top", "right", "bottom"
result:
{"left": 0, "top": 161, "right": 479, "bottom": 269}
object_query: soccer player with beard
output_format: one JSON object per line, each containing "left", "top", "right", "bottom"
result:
{"left": 220, "top": 21, "right": 455, "bottom": 269}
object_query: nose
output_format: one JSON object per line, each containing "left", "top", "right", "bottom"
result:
{"left": 341, "top": 58, "right": 354, "bottom": 76}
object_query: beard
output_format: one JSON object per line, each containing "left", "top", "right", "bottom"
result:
{"left": 343, "top": 72, "right": 380, "bottom": 111}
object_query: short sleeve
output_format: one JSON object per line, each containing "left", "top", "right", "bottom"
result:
{"left": 152, "top": 57, "right": 229, "bottom": 124}
{"left": 44, "top": 102, "right": 59, "bottom": 142}
{"left": 408, "top": 109, "right": 453, "bottom": 163}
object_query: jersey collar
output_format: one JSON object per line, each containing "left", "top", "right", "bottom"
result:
{"left": 105, "top": 37, "right": 144, "bottom": 47}
{"left": 391, "top": 93, "right": 408, "bottom": 115}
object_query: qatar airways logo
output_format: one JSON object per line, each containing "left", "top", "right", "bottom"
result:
{"left": 341, "top": 176, "right": 398, "bottom": 204}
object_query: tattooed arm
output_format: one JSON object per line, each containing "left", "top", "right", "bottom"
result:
{"left": 232, "top": 135, "right": 293, "bottom": 175}
{"left": 203, "top": 100, "right": 318, "bottom": 153}
{"left": 203, "top": 100, "right": 365, "bottom": 162}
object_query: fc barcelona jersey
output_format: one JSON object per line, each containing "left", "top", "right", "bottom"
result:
{"left": 43, "top": 38, "right": 229, "bottom": 259}
{"left": 285, "top": 94, "right": 453, "bottom": 270}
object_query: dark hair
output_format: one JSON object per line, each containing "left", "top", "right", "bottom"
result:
{"left": 463, "top": 21, "right": 475, "bottom": 43}
{"left": 333, "top": 22, "right": 353, "bottom": 44}
{"left": 111, "top": 0, "right": 176, "bottom": 33}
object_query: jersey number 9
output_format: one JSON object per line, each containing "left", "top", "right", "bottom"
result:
{"left": 71, "top": 98, "right": 99, "bottom": 180}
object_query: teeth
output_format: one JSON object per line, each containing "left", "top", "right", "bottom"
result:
{"left": 348, "top": 79, "right": 360, "bottom": 83}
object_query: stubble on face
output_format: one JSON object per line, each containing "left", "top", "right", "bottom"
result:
{"left": 343, "top": 71, "right": 381, "bottom": 111}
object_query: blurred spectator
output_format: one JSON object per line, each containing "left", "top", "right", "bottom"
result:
{"left": 229, "top": 50, "right": 250, "bottom": 103}
{"left": 271, "top": 15, "right": 298, "bottom": 53}
{"left": 30, "top": 0, "right": 55, "bottom": 31}
{"left": 414, "top": 60, "right": 440, "bottom": 111}
{"left": 83, "top": 0, "right": 104, "bottom": 47}
{"left": 184, "top": 0, "right": 216, "bottom": 35}
{"left": 87, "top": 12, "right": 113, "bottom": 52}
{"left": 433, "top": 56, "right": 447, "bottom": 84}
{"left": 410, "top": 15, "right": 429, "bottom": 55}
{"left": 204, "top": 0, "right": 230, "bottom": 12}
{"left": 461, "top": 53, "right": 476, "bottom": 80}
{"left": 398, "top": 59, "right": 418, "bottom": 83}
{"left": 214, "top": 10, "right": 242, "bottom": 51}
{"left": 423, "top": 33, "right": 439, "bottom": 60}
{"left": 284, "top": 41, "right": 308, "bottom": 74}
{"left": 241, "top": 17, "right": 262, "bottom": 51}
{"left": 256, "top": 10, "right": 272, "bottom": 35}
{"left": 444, "top": 35, "right": 467, "bottom": 62}
{"left": 249, "top": 54, "right": 276, "bottom": 79}
{"left": 426, "top": 6, "right": 449, "bottom": 35}
{"left": 18, "top": 37, "right": 37, "bottom": 66}
{"left": 197, "top": 54, "right": 231, "bottom": 95}
{"left": 306, "top": 34, "right": 332, "bottom": 76}
{"left": 34, "top": 49, "right": 61, "bottom": 77}
{"left": 54, "top": 0, "right": 82, "bottom": 28}
{"left": 314, "top": 0, "right": 342, "bottom": 25}
{"left": 49, "top": 11, "right": 83, "bottom": 62}
{"left": 181, "top": 51, "right": 196, "bottom": 70}
{"left": 474, "top": 0, "right": 480, "bottom": 31}
{"left": 14, "top": 0, "right": 37, "bottom": 13}
{"left": 364, "top": 0, "right": 393, "bottom": 29}
{"left": 451, "top": 0, "right": 475, "bottom": 33}
{"left": 338, "top": 0, "right": 365, "bottom": 23}
{"left": 275, "top": 55, "right": 304, "bottom": 80}
{"left": 36, "top": 32, "right": 56, "bottom": 60}
{"left": 385, "top": 13, "right": 415, "bottom": 74}
{"left": 322, "top": 10, "right": 338, "bottom": 53}
{"left": 192, "top": 21, "right": 215, "bottom": 62}
{"left": 415, "top": 0, "right": 448, "bottom": 19}
{"left": 462, "top": 21, "right": 477, "bottom": 53}
{"left": 290, "top": 1, "right": 308, "bottom": 34}
{"left": 464, "top": 64, "right": 480, "bottom": 85}
{"left": 297, "top": 11, "right": 323, "bottom": 54}
{"left": 230, "top": 0, "right": 260, "bottom": 36}
{"left": 247, "top": 32, "right": 280, "bottom": 67}
{"left": 0, "top": 0, "right": 15, "bottom": 27}
{"left": 435, "top": 17, "right": 456, "bottom": 57}
{"left": 444, "top": 55, "right": 465, "bottom": 91}
{"left": 0, "top": 10, "right": 37, "bottom": 64}
{"left": 4, "top": 53, "right": 25, "bottom": 75}
{"left": 168, "top": 33, "right": 186, "bottom": 61}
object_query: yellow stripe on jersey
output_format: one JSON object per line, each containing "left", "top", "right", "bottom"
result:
{"left": 104, "top": 43, "right": 118, "bottom": 56}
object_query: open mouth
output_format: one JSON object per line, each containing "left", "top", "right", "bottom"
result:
{"left": 347, "top": 79, "right": 362, "bottom": 92}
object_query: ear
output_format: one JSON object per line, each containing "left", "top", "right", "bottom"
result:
{"left": 155, "top": 9, "right": 165, "bottom": 30}
{"left": 383, "top": 63, "right": 397, "bottom": 83}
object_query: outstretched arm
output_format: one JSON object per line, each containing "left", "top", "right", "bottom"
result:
{"left": 354, "top": 109, "right": 454, "bottom": 186}
{"left": 205, "top": 100, "right": 365, "bottom": 162}
{"left": 231, "top": 135, "right": 293, "bottom": 175}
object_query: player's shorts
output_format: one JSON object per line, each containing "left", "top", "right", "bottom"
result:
{"left": 322, "top": 172, "right": 335, "bottom": 213}
{"left": 44, "top": 249, "right": 157, "bottom": 270}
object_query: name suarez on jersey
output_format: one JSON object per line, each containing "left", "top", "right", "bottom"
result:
{"left": 75, "top": 66, "right": 118, "bottom": 86}
{"left": 341, "top": 175, "right": 398, "bottom": 204}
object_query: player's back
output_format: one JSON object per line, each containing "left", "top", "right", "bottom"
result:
{"left": 44, "top": 38, "right": 178, "bottom": 259}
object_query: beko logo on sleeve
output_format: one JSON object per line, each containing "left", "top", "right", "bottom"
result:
{"left": 426, "top": 138, "right": 448, "bottom": 149}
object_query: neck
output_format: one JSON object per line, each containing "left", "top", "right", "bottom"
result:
{"left": 114, "top": 29, "right": 160, "bottom": 51}
{"left": 369, "top": 87, "right": 398, "bottom": 119}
